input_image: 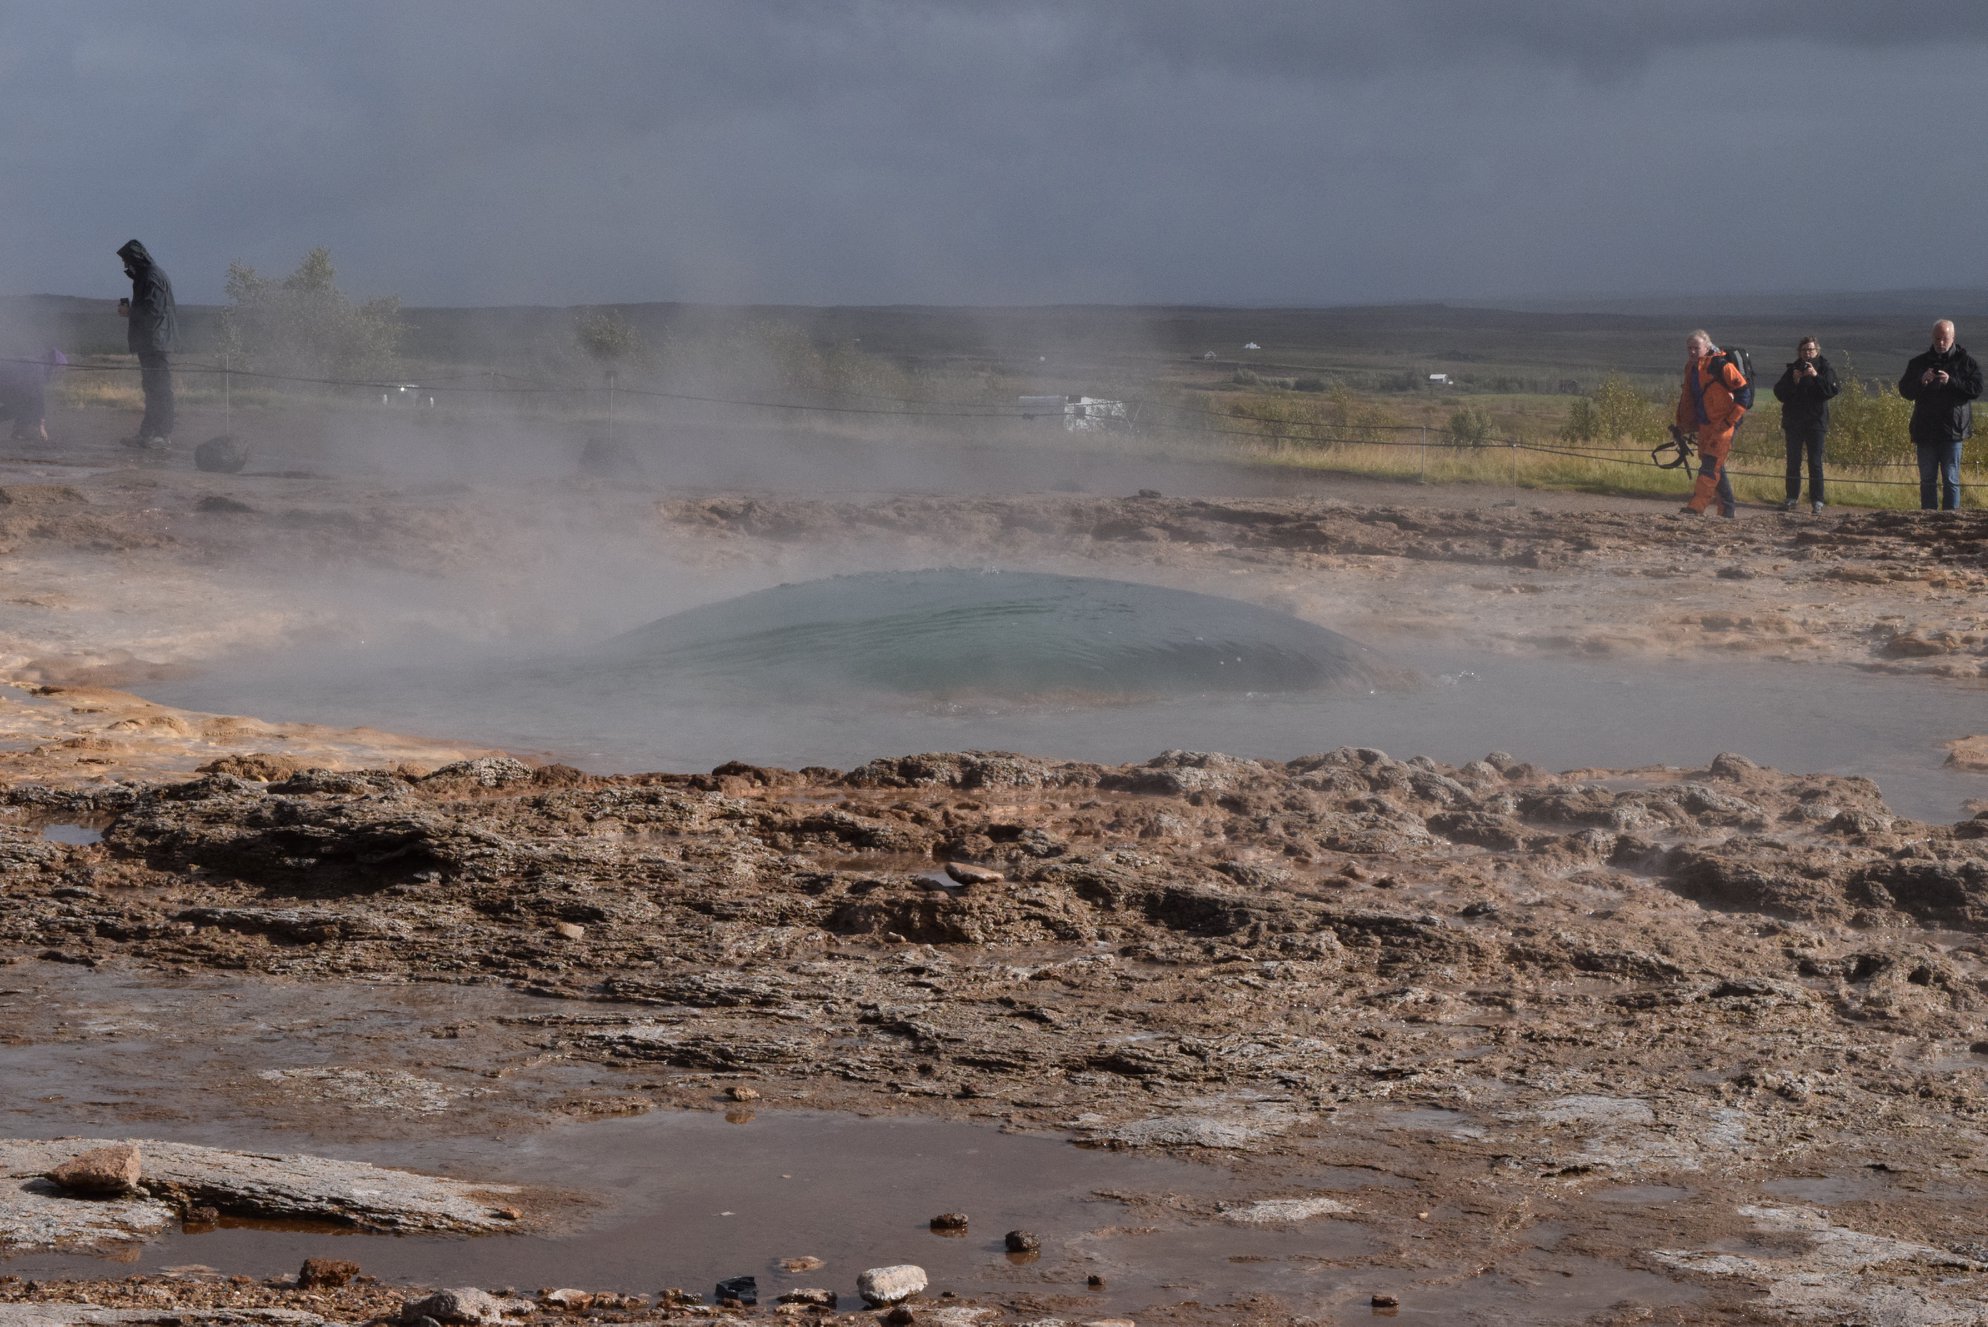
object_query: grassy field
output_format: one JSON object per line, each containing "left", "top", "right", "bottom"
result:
{"left": 14, "top": 293, "right": 1982, "bottom": 507}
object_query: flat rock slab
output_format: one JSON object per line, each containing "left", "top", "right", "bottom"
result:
{"left": 1, "top": 1138, "right": 524, "bottom": 1253}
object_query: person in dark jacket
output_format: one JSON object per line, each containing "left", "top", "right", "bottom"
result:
{"left": 0, "top": 348, "right": 66, "bottom": 443}
{"left": 1771, "top": 337, "right": 1840, "bottom": 513}
{"left": 116, "top": 239, "right": 178, "bottom": 448}
{"left": 1897, "top": 319, "right": 1983, "bottom": 510}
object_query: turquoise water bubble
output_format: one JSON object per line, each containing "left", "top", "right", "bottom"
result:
{"left": 597, "top": 569, "right": 1393, "bottom": 699}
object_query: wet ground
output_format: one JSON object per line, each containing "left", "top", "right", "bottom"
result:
{"left": 142, "top": 642, "right": 1984, "bottom": 824}
{"left": 2, "top": 409, "right": 1988, "bottom": 1324}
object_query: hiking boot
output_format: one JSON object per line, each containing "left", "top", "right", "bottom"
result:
{"left": 1779, "top": 499, "right": 1799, "bottom": 512}
{"left": 1811, "top": 501, "right": 1825, "bottom": 514}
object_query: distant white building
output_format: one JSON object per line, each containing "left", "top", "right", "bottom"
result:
{"left": 1018, "top": 394, "right": 1129, "bottom": 432}
{"left": 1427, "top": 373, "right": 1451, "bottom": 386}
{"left": 1242, "top": 342, "right": 1261, "bottom": 350}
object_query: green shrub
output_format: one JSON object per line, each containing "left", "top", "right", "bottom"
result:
{"left": 221, "top": 248, "right": 404, "bottom": 382}
{"left": 1824, "top": 355, "right": 1914, "bottom": 466}
{"left": 1447, "top": 406, "right": 1494, "bottom": 447}
{"left": 1561, "top": 374, "right": 1668, "bottom": 446}
{"left": 574, "top": 309, "right": 646, "bottom": 371}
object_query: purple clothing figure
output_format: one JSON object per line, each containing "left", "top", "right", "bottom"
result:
{"left": 0, "top": 348, "right": 66, "bottom": 442}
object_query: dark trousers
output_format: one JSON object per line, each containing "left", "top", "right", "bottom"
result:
{"left": 1783, "top": 426, "right": 1825, "bottom": 503}
{"left": 137, "top": 351, "right": 174, "bottom": 439}
{"left": 1915, "top": 440, "right": 1962, "bottom": 510}
{"left": 0, "top": 383, "right": 43, "bottom": 434}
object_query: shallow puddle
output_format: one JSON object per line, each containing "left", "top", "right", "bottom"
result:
{"left": 4, "top": 1109, "right": 1290, "bottom": 1313}
{"left": 1589, "top": 1183, "right": 1696, "bottom": 1205}
{"left": 36, "top": 823, "right": 101, "bottom": 845}
{"left": 0, "top": 967, "right": 1403, "bottom": 1317}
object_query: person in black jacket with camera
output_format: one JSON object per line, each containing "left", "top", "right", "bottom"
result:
{"left": 1772, "top": 337, "right": 1840, "bottom": 513}
{"left": 1898, "top": 319, "right": 1982, "bottom": 510}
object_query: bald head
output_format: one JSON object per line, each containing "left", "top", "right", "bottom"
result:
{"left": 1933, "top": 320, "right": 1956, "bottom": 352}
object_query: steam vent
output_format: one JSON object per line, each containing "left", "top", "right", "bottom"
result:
{"left": 599, "top": 569, "right": 1395, "bottom": 699}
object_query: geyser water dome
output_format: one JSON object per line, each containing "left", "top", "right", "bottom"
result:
{"left": 598, "top": 568, "right": 1395, "bottom": 699}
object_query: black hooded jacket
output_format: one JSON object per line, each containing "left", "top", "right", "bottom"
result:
{"left": 117, "top": 239, "right": 177, "bottom": 357}
{"left": 1898, "top": 341, "right": 1983, "bottom": 445}
{"left": 1771, "top": 355, "right": 1840, "bottom": 434}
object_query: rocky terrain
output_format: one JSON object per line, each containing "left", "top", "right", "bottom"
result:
{"left": 2, "top": 426, "right": 1986, "bottom": 1324}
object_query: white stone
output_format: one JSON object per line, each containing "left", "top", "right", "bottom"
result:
{"left": 399, "top": 1287, "right": 532, "bottom": 1324}
{"left": 856, "top": 1264, "right": 927, "bottom": 1306}
{"left": 1219, "top": 1196, "right": 1351, "bottom": 1224}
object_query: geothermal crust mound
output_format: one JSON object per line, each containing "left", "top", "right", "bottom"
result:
{"left": 598, "top": 568, "right": 1395, "bottom": 698}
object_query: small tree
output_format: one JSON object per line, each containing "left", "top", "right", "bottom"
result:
{"left": 1823, "top": 354, "right": 1914, "bottom": 467}
{"left": 1562, "top": 374, "right": 1668, "bottom": 446}
{"left": 222, "top": 248, "right": 404, "bottom": 381}
{"left": 1447, "top": 405, "right": 1494, "bottom": 448}
{"left": 574, "top": 308, "right": 645, "bottom": 376}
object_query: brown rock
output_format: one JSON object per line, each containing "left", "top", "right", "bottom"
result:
{"left": 778, "top": 1255, "right": 824, "bottom": 1273}
{"left": 1946, "top": 735, "right": 1988, "bottom": 770}
{"left": 553, "top": 921, "right": 586, "bottom": 940}
{"left": 775, "top": 1287, "right": 836, "bottom": 1308}
{"left": 47, "top": 1143, "right": 142, "bottom": 1196}
{"left": 1003, "top": 1229, "right": 1039, "bottom": 1252}
{"left": 929, "top": 1211, "right": 968, "bottom": 1232}
{"left": 298, "top": 1257, "right": 361, "bottom": 1289}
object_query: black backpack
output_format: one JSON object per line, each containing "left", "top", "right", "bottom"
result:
{"left": 1714, "top": 347, "right": 1755, "bottom": 409}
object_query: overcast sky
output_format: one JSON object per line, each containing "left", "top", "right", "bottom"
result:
{"left": 4, "top": 1, "right": 1985, "bottom": 308}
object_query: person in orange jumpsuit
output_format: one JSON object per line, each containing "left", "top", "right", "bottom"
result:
{"left": 1676, "top": 329, "right": 1749, "bottom": 517}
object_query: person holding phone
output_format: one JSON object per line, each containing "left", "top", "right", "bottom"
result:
{"left": 1898, "top": 319, "right": 1983, "bottom": 510}
{"left": 1771, "top": 337, "right": 1840, "bottom": 513}
{"left": 116, "top": 239, "right": 178, "bottom": 449}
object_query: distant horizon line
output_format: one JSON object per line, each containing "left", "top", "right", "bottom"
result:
{"left": 9, "top": 287, "right": 1988, "bottom": 315}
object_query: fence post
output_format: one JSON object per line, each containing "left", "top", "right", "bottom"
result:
{"left": 1419, "top": 424, "right": 1426, "bottom": 482}
{"left": 223, "top": 350, "right": 231, "bottom": 436}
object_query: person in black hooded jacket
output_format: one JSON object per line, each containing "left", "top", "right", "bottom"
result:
{"left": 1772, "top": 336, "right": 1840, "bottom": 513}
{"left": 116, "top": 239, "right": 178, "bottom": 447}
{"left": 1898, "top": 319, "right": 1982, "bottom": 510}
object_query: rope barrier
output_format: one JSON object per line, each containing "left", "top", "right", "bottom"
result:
{"left": 8, "top": 353, "right": 1979, "bottom": 490}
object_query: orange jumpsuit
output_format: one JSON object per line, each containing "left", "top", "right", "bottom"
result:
{"left": 1676, "top": 351, "right": 1749, "bottom": 514}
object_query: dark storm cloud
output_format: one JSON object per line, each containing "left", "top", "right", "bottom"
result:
{"left": 1065, "top": 1, "right": 1988, "bottom": 78}
{"left": 3, "top": 2, "right": 1985, "bottom": 307}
